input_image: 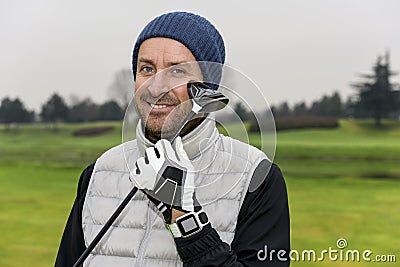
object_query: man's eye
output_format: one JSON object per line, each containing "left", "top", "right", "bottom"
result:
{"left": 173, "top": 68, "right": 184, "bottom": 73}
{"left": 140, "top": 66, "right": 154, "bottom": 73}
{"left": 170, "top": 68, "right": 186, "bottom": 76}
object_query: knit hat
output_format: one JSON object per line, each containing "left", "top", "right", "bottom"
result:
{"left": 132, "top": 11, "right": 225, "bottom": 90}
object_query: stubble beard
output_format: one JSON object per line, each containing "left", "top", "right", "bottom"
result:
{"left": 135, "top": 93, "right": 192, "bottom": 142}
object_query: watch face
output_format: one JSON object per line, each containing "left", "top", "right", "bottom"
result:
{"left": 178, "top": 214, "right": 200, "bottom": 236}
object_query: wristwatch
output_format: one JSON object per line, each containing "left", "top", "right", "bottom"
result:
{"left": 167, "top": 210, "right": 209, "bottom": 238}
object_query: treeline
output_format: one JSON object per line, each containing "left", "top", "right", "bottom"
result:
{"left": 268, "top": 92, "right": 348, "bottom": 131}
{"left": 1, "top": 52, "right": 399, "bottom": 126}
{"left": 0, "top": 93, "right": 124, "bottom": 124}
{"left": 232, "top": 92, "right": 347, "bottom": 132}
{"left": 270, "top": 91, "right": 351, "bottom": 118}
{"left": 270, "top": 52, "right": 400, "bottom": 126}
{"left": 241, "top": 51, "right": 400, "bottom": 129}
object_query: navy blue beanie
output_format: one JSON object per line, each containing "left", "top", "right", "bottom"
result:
{"left": 132, "top": 11, "right": 225, "bottom": 90}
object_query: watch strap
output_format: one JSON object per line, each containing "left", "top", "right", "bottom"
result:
{"left": 167, "top": 210, "right": 209, "bottom": 238}
{"left": 167, "top": 222, "right": 182, "bottom": 238}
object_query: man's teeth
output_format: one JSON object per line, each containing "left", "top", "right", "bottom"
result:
{"left": 150, "top": 103, "right": 168, "bottom": 109}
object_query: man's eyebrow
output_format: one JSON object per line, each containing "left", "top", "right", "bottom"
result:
{"left": 166, "top": 61, "right": 188, "bottom": 67}
{"left": 137, "top": 57, "right": 191, "bottom": 68}
{"left": 137, "top": 57, "right": 155, "bottom": 65}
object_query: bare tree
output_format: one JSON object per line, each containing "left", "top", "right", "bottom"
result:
{"left": 108, "top": 69, "right": 134, "bottom": 109}
{"left": 68, "top": 93, "right": 81, "bottom": 107}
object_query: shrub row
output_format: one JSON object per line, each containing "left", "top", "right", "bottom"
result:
{"left": 73, "top": 126, "right": 114, "bottom": 137}
{"left": 249, "top": 116, "right": 339, "bottom": 132}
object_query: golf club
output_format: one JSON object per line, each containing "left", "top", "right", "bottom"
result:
{"left": 168, "top": 81, "right": 229, "bottom": 142}
{"left": 73, "top": 81, "right": 229, "bottom": 267}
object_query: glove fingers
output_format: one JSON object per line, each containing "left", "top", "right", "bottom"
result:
{"left": 157, "top": 139, "right": 179, "bottom": 162}
{"left": 145, "top": 147, "right": 159, "bottom": 162}
{"left": 133, "top": 157, "right": 157, "bottom": 189}
{"left": 145, "top": 147, "right": 164, "bottom": 173}
{"left": 134, "top": 162, "right": 140, "bottom": 175}
{"left": 136, "top": 157, "right": 147, "bottom": 170}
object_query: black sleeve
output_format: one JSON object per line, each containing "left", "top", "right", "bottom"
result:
{"left": 54, "top": 164, "right": 94, "bottom": 267}
{"left": 174, "top": 163, "right": 290, "bottom": 266}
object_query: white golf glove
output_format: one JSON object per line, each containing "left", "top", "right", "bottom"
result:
{"left": 132, "top": 137, "right": 200, "bottom": 222}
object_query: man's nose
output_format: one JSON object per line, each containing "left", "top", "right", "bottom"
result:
{"left": 147, "top": 73, "right": 170, "bottom": 98}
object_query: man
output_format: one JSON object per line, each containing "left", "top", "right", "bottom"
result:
{"left": 55, "top": 11, "right": 290, "bottom": 267}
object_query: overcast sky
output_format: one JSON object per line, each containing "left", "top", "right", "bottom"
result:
{"left": 1, "top": 0, "right": 399, "bottom": 112}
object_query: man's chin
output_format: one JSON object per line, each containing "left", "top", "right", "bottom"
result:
{"left": 145, "top": 126, "right": 176, "bottom": 142}
{"left": 144, "top": 120, "right": 178, "bottom": 140}
{"left": 141, "top": 112, "right": 189, "bottom": 141}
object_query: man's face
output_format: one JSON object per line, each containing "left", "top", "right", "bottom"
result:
{"left": 134, "top": 37, "right": 202, "bottom": 141}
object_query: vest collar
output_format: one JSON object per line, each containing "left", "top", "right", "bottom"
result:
{"left": 136, "top": 115, "right": 218, "bottom": 160}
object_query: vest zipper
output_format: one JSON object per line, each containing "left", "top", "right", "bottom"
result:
{"left": 136, "top": 201, "right": 155, "bottom": 266}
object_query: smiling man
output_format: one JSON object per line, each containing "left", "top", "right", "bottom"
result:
{"left": 134, "top": 37, "right": 203, "bottom": 142}
{"left": 55, "top": 11, "right": 290, "bottom": 267}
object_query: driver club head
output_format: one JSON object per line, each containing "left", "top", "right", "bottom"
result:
{"left": 187, "top": 81, "right": 229, "bottom": 113}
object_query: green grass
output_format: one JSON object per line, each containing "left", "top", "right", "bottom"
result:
{"left": 276, "top": 119, "right": 400, "bottom": 266}
{"left": 287, "top": 176, "right": 399, "bottom": 266}
{"left": 276, "top": 119, "right": 400, "bottom": 159}
{"left": 0, "top": 163, "right": 83, "bottom": 266}
{"left": 0, "top": 122, "right": 122, "bottom": 165}
{"left": 0, "top": 119, "right": 399, "bottom": 266}
{"left": 274, "top": 119, "right": 400, "bottom": 180}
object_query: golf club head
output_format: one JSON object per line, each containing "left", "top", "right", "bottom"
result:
{"left": 187, "top": 81, "right": 229, "bottom": 113}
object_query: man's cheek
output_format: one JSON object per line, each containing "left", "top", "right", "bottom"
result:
{"left": 134, "top": 98, "right": 148, "bottom": 119}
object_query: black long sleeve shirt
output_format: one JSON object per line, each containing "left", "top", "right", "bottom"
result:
{"left": 55, "top": 162, "right": 290, "bottom": 266}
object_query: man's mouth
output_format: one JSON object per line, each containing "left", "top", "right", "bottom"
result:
{"left": 147, "top": 102, "right": 176, "bottom": 113}
{"left": 150, "top": 103, "right": 169, "bottom": 109}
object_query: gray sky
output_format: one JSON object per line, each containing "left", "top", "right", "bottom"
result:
{"left": 1, "top": 0, "right": 399, "bottom": 112}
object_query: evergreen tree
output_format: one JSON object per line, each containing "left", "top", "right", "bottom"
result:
{"left": 98, "top": 100, "right": 124, "bottom": 121}
{"left": 233, "top": 102, "right": 251, "bottom": 122}
{"left": 0, "top": 97, "right": 34, "bottom": 124}
{"left": 352, "top": 52, "right": 400, "bottom": 126}
{"left": 68, "top": 98, "right": 98, "bottom": 122}
{"left": 40, "top": 93, "right": 69, "bottom": 123}
{"left": 293, "top": 102, "right": 308, "bottom": 116}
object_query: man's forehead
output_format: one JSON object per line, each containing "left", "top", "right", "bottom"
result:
{"left": 138, "top": 37, "right": 196, "bottom": 66}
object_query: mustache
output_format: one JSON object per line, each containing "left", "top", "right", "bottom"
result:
{"left": 140, "top": 92, "right": 181, "bottom": 105}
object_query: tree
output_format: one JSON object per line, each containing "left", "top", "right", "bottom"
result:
{"left": 352, "top": 52, "right": 400, "bottom": 126}
{"left": 272, "top": 102, "right": 291, "bottom": 117}
{"left": 98, "top": 100, "right": 124, "bottom": 121}
{"left": 0, "top": 97, "right": 34, "bottom": 125}
{"left": 68, "top": 98, "right": 98, "bottom": 122}
{"left": 108, "top": 69, "right": 134, "bottom": 109}
{"left": 309, "top": 91, "right": 343, "bottom": 117}
{"left": 293, "top": 102, "right": 308, "bottom": 116}
{"left": 40, "top": 93, "right": 69, "bottom": 123}
{"left": 233, "top": 102, "right": 251, "bottom": 122}
{"left": 343, "top": 96, "right": 356, "bottom": 118}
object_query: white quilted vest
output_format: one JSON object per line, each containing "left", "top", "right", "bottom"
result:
{"left": 82, "top": 118, "right": 268, "bottom": 266}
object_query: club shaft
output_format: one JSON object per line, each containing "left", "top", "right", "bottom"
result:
{"left": 73, "top": 186, "right": 139, "bottom": 267}
{"left": 169, "top": 111, "right": 196, "bottom": 143}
